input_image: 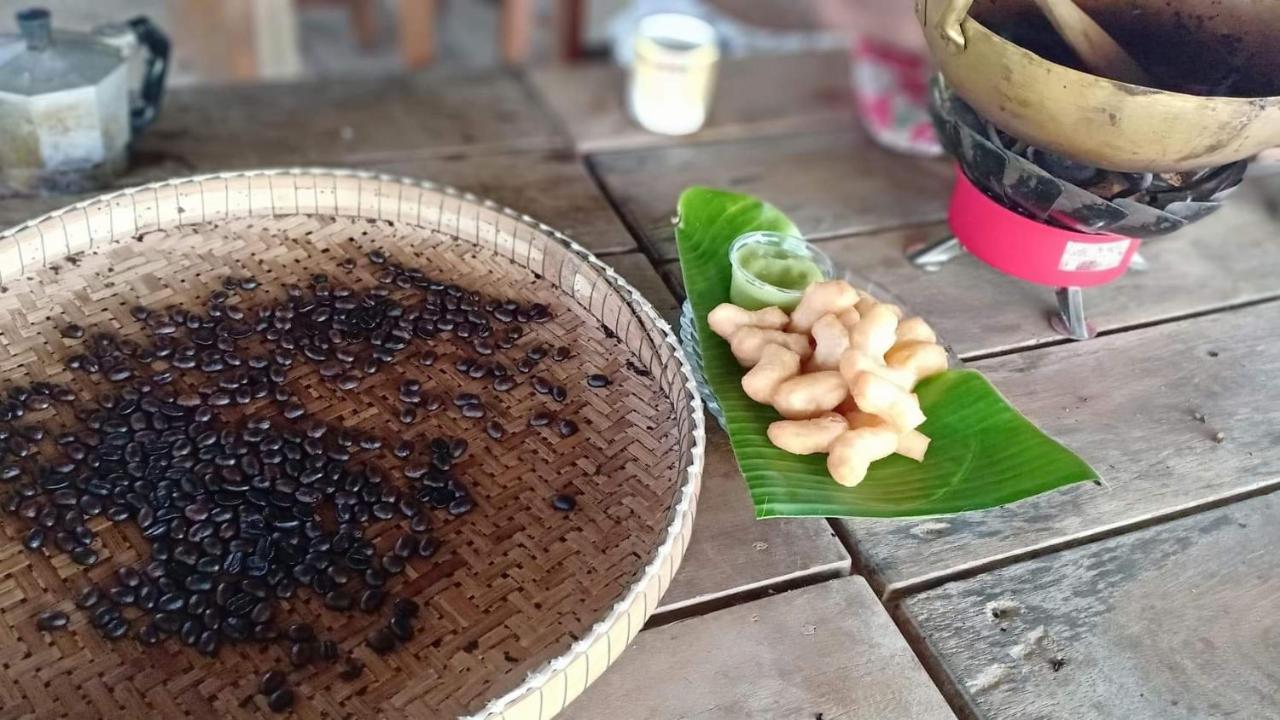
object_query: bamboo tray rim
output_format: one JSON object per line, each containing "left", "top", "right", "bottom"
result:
{"left": 0, "top": 167, "right": 708, "bottom": 720}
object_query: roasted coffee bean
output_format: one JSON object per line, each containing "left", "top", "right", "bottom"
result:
{"left": 338, "top": 656, "right": 364, "bottom": 680}
{"left": 197, "top": 630, "right": 220, "bottom": 656}
{"left": 417, "top": 536, "right": 439, "bottom": 558}
{"left": 366, "top": 628, "right": 396, "bottom": 654}
{"left": 36, "top": 610, "right": 69, "bottom": 631}
{"left": 460, "top": 403, "right": 485, "bottom": 419}
{"left": 398, "top": 406, "right": 417, "bottom": 425}
{"left": 416, "top": 350, "right": 436, "bottom": 367}
{"left": 70, "top": 547, "right": 99, "bottom": 566}
{"left": 23, "top": 527, "right": 45, "bottom": 550}
{"left": 587, "top": 373, "right": 611, "bottom": 388}
{"left": 185, "top": 574, "right": 214, "bottom": 592}
{"left": 113, "top": 566, "right": 142, "bottom": 589}
{"left": 318, "top": 639, "right": 339, "bottom": 662}
{"left": 552, "top": 494, "right": 577, "bottom": 511}
{"left": 389, "top": 613, "right": 416, "bottom": 642}
{"left": 493, "top": 376, "right": 516, "bottom": 392}
{"left": 323, "top": 591, "right": 353, "bottom": 612}
{"left": 529, "top": 412, "right": 552, "bottom": 427}
{"left": 158, "top": 592, "right": 185, "bottom": 612}
{"left": 392, "top": 597, "right": 420, "bottom": 618}
{"left": 108, "top": 586, "right": 137, "bottom": 605}
{"left": 60, "top": 323, "right": 85, "bottom": 339}
{"left": 153, "top": 612, "right": 182, "bottom": 634}
{"left": 381, "top": 554, "right": 405, "bottom": 574}
{"left": 453, "top": 392, "right": 480, "bottom": 407}
{"left": 287, "top": 623, "right": 314, "bottom": 642}
{"left": 484, "top": 421, "right": 506, "bottom": 440}
{"left": 136, "top": 622, "right": 161, "bottom": 645}
{"left": 393, "top": 440, "right": 414, "bottom": 459}
{"left": 336, "top": 374, "right": 360, "bottom": 391}
{"left": 250, "top": 601, "right": 273, "bottom": 625}
{"left": 550, "top": 385, "right": 568, "bottom": 403}
{"left": 103, "top": 617, "right": 130, "bottom": 639}
{"left": 448, "top": 495, "right": 475, "bottom": 516}
{"left": 266, "top": 688, "right": 295, "bottom": 713}
{"left": 358, "top": 588, "right": 386, "bottom": 613}
{"left": 76, "top": 585, "right": 103, "bottom": 608}
{"left": 556, "top": 419, "right": 579, "bottom": 438}
{"left": 527, "top": 345, "right": 548, "bottom": 361}
{"left": 393, "top": 535, "right": 416, "bottom": 558}
{"left": 289, "top": 641, "right": 314, "bottom": 666}
{"left": 552, "top": 346, "right": 571, "bottom": 361}
{"left": 531, "top": 376, "right": 552, "bottom": 395}
{"left": 259, "top": 670, "right": 287, "bottom": 696}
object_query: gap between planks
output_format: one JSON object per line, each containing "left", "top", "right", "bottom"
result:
{"left": 828, "top": 477, "right": 1280, "bottom": 603}
{"left": 584, "top": 156, "right": 668, "bottom": 271}
{"left": 646, "top": 559, "right": 850, "bottom": 629}
{"left": 959, "top": 291, "right": 1280, "bottom": 363}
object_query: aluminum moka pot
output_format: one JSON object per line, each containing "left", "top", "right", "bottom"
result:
{"left": 0, "top": 8, "right": 170, "bottom": 194}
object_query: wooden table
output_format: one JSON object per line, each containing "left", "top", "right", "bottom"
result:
{"left": 4, "top": 54, "right": 1277, "bottom": 719}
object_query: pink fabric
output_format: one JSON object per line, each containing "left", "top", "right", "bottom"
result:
{"left": 852, "top": 38, "right": 942, "bottom": 157}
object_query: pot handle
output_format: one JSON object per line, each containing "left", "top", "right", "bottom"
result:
{"left": 126, "top": 16, "right": 170, "bottom": 135}
{"left": 918, "top": 0, "right": 974, "bottom": 52}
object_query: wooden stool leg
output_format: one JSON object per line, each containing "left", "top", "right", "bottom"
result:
{"left": 500, "top": 0, "right": 533, "bottom": 65}
{"left": 350, "top": 0, "right": 379, "bottom": 48}
{"left": 557, "top": 0, "right": 586, "bottom": 61}
{"left": 398, "top": 0, "right": 436, "bottom": 68}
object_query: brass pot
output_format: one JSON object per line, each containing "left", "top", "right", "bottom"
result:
{"left": 917, "top": 0, "right": 1280, "bottom": 171}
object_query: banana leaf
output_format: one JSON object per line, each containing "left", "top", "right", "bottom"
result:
{"left": 675, "top": 186, "right": 1098, "bottom": 518}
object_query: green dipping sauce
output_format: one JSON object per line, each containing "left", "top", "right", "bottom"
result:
{"left": 729, "top": 237, "right": 829, "bottom": 311}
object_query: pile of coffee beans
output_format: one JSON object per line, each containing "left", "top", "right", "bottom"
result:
{"left": 0, "top": 249, "right": 614, "bottom": 713}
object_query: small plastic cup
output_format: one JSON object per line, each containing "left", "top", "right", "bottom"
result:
{"left": 728, "top": 232, "right": 835, "bottom": 311}
{"left": 627, "top": 13, "right": 720, "bottom": 136}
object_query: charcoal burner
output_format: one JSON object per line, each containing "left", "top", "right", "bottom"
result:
{"left": 911, "top": 78, "right": 1249, "bottom": 339}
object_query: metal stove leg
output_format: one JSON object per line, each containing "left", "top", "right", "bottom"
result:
{"left": 1050, "top": 286, "right": 1097, "bottom": 340}
{"left": 906, "top": 235, "right": 963, "bottom": 272}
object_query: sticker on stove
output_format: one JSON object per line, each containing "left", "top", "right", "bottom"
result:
{"left": 1058, "top": 239, "right": 1133, "bottom": 272}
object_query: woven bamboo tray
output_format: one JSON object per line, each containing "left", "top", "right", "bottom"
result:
{"left": 0, "top": 169, "right": 704, "bottom": 719}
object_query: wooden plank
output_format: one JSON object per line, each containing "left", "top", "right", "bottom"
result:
{"left": 564, "top": 576, "right": 957, "bottom": 720}
{"left": 530, "top": 51, "right": 856, "bottom": 152}
{"left": 901, "top": 490, "right": 1280, "bottom": 720}
{"left": 589, "top": 129, "right": 952, "bottom": 260}
{"left": 359, "top": 152, "right": 638, "bottom": 255}
{"left": 839, "top": 300, "right": 1280, "bottom": 596}
{"left": 657, "top": 174, "right": 1280, "bottom": 359}
{"left": 136, "top": 68, "right": 559, "bottom": 173}
{"left": 657, "top": 426, "right": 850, "bottom": 617}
